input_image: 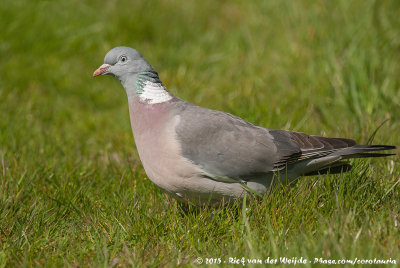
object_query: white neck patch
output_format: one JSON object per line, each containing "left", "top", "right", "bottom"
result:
{"left": 139, "top": 81, "right": 173, "bottom": 104}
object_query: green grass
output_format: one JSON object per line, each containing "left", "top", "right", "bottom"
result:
{"left": 1, "top": 0, "right": 399, "bottom": 266}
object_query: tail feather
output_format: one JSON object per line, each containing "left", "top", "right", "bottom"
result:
{"left": 332, "top": 145, "right": 396, "bottom": 158}
{"left": 347, "top": 153, "right": 396, "bottom": 159}
{"left": 299, "top": 144, "right": 396, "bottom": 176}
{"left": 352, "top": 145, "right": 396, "bottom": 150}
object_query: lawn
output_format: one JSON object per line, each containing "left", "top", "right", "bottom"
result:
{"left": 1, "top": 0, "right": 399, "bottom": 266}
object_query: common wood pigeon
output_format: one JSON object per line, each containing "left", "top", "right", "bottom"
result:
{"left": 93, "top": 46, "right": 396, "bottom": 205}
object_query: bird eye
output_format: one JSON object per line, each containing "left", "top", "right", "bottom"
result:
{"left": 120, "top": 56, "right": 127, "bottom": 63}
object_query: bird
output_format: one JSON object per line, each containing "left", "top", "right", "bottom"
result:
{"left": 93, "top": 46, "right": 396, "bottom": 206}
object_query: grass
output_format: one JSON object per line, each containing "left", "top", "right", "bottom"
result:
{"left": 1, "top": 0, "right": 399, "bottom": 266}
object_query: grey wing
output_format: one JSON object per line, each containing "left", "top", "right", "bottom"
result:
{"left": 173, "top": 103, "right": 298, "bottom": 181}
{"left": 173, "top": 102, "right": 395, "bottom": 181}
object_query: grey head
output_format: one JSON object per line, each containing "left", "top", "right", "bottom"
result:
{"left": 93, "top": 46, "right": 154, "bottom": 86}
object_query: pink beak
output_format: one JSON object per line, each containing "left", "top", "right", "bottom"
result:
{"left": 93, "top": 64, "right": 111, "bottom": 77}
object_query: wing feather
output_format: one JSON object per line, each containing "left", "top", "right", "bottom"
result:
{"left": 174, "top": 103, "right": 278, "bottom": 180}
{"left": 173, "top": 101, "right": 395, "bottom": 179}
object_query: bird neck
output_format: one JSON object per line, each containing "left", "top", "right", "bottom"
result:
{"left": 129, "top": 70, "right": 173, "bottom": 104}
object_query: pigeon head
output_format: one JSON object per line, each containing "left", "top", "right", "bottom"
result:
{"left": 93, "top": 46, "right": 153, "bottom": 83}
